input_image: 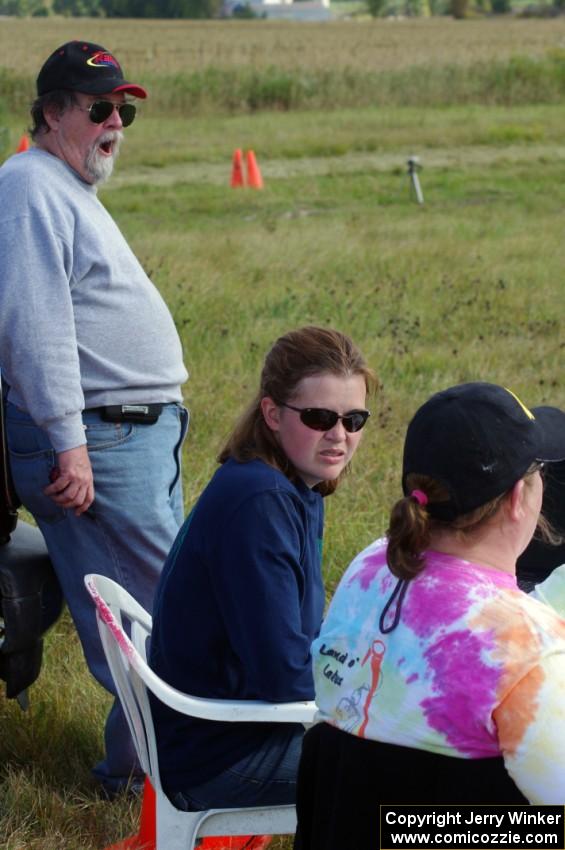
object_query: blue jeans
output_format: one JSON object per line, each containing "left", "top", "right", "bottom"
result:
{"left": 6, "top": 402, "right": 189, "bottom": 794}
{"left": 171, "top": 725, "right": 304, "bottom": 811}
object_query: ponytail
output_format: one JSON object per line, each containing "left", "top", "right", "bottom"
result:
{"left": 386, "top": 491, "right": 432, "bottom": 580}
{"left": 386, "top": 475, "right": 451, "bottom": 580}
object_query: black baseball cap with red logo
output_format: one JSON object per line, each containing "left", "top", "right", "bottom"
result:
{"left": 37, "top": 41, "right": 147, "bottom": 99}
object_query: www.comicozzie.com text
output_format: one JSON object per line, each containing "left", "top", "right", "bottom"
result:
{"left": 387, "top": 830, "right": 558, "bottom": 845}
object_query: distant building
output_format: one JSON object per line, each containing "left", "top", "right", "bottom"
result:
{"left": 262, "top": 0, "right": 330, "bottom": 7}
{"left": 222, "top": 0, "right": 332, "bottom": 15}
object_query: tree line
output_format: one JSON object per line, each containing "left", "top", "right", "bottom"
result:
{"left": 0, "top": 0, "right": 222, "bottom": 16}
{"left": 0, "top": 0, "right": 561, "bottom": 20}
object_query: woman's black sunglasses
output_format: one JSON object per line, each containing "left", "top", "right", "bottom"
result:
{"left": 281, "top": 403, "right": 370, "bottom": 433}
{"left": 78, "top": 100, "right": 137, "bottom": 128}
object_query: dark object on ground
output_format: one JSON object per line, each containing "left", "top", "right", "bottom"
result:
{"left": 0, "top": 520, "right": 63, "bottom": 701}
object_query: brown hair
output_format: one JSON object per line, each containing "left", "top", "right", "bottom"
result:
{"left": 386, "top": 465, "right": 550, "bottom": 580}
{"left": 218, "top": 326, "right": 377, "bottom": 496}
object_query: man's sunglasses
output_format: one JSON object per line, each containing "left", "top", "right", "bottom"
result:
{"left": 77, "top": 100, "right": 137, "bottom": 128}
{"left": 280, "top": 403, "right": 370, "bottom": 433}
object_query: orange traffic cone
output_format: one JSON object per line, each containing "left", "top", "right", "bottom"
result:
{"left": 231, "top": 148, "right": 245, "bottom": 188}
{"left": 103, "top": 777, "right": 156, "bottom": 850}
{"left": 199, "top": 837, "right": 272, "bottom": 849}
{"left": 16, "top": 134, "right": 30, "bottom": 153}
{"left": 246, "top": 150, "right": 264, "bottom": 190}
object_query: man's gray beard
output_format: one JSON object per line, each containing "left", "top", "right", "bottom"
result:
{"left": 85, "top": 131, "right": 123, "bottom": 185}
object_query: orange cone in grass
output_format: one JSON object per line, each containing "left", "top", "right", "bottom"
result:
{"left": 102, "top": 777, "right": 271, "bottom": 850}
{"left": 16, "top": 134, "right": 30, "bottom": 153}
{"left": 246, "top": 150, "right": 264, "bottom": 190}
{"left": 199, "top": 837, "right": 272, "bottom": 849}
{"left": 231, "top": 148, "right": 245, "bottom": 188}
{"left": 103, "top": 777, "right": 156, "bottom": 850}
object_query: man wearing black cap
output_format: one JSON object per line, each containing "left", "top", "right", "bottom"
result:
{"left": 0, "top": 42, "right": 189, "bottom": 795}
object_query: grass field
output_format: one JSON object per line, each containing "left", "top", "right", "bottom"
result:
{"left": 4, "top": 18, "right": 565, "bottom": 116}
{"left": 1, "top": 15, "right": 565, "bottom": 850}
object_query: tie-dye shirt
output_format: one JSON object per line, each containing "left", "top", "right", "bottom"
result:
{"left": 312, "top": 538, "right": 565, "bottom": 804}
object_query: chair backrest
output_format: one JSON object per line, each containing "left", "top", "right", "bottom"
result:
{"left": 84, "top": 573, "right": 318, "bottom": 797}
{"left": 84, "top": 573, "right": 159, "bottom": 786}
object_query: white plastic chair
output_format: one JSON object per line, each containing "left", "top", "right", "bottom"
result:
{"left": 84, "top": 573, "right": 318, "bottom": 850}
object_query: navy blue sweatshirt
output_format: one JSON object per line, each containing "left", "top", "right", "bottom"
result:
{"left": 150, "top": 458, "right": 325, "bottom": 794}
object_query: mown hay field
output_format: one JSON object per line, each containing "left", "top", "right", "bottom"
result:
{"left": 3, "top": 16, "right": 565, "bottom": 75}
{"left": 0, "top": 14, "right": 564, "bottom": 850}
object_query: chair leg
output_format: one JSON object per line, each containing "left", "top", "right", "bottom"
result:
{"left": 102, "top": 777, "right": 273, "bottom": 850}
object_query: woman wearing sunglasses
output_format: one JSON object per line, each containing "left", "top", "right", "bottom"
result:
{"left": 150, "top": 326, "right": 376, "bottom": 816}
{"left": 294, "top": 383, "right": 565, "bottom": 850}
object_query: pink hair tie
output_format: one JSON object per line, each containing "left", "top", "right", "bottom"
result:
{"left": 410, "top": 489, "right": 428, "bottom": 507}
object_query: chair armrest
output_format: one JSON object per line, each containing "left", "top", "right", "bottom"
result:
{"left": 85, "top": 573, "right": 319, "bottom": 725}
{"left": 141, "top": 662, "right": 319, "bottom": 724}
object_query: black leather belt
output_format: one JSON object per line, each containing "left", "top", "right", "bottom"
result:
{"left": 86, "top": 404, "right": 163, "bottom": 424}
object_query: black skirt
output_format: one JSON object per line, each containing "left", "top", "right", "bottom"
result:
{"left": 294, "top": 722, "right": 527, "bottom": 850}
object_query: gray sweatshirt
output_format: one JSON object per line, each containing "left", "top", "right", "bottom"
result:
{"left": 0, "top": 147, "right": 188, "bottom": 452}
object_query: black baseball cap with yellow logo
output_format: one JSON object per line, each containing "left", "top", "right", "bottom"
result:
{"left": 37, "top": 41, "right": 147, "bottom": 99}
{"left": 402, "top": 382, "right": 565, "bottom": 520}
